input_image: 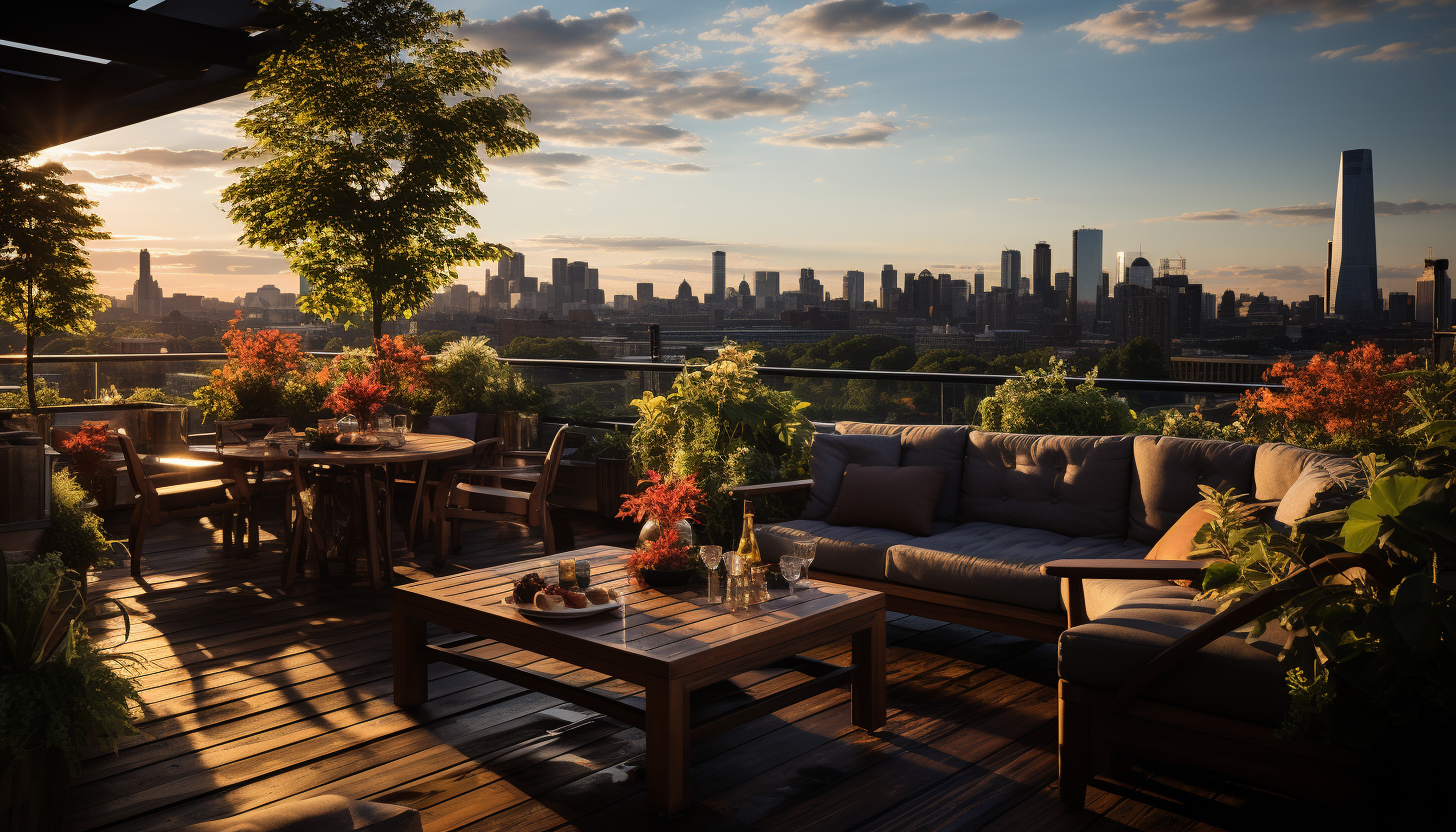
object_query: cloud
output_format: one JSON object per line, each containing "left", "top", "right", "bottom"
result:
{"left": 520, "top": 235, "right": 734, "bottom": 251}
{"left": 1313, "top": 44, "right": 1364, "bottom": 58}
{"left": 488, "top": 150, "right": 711, "bottom": 187}
{"left": 1065, "top": 3, "right": 1209, "bottom": 52}
{"left": 54, "top": 147, "right": 227, "bottom": 170}
{"left": 616, "top": 257, "right": 712, "bottom": 270}
{"left": 1354, "top": 40, "right": 1422, "bottom": 60}
{"left": 88, "top": 247, "right": 290, "bottom": 277}
{"left": 63, "top": 170, "right": 180, "bottom": 193}
{"left": 461, "top": 8, "right": 816, "bottom": 155}
{"left": 1151, "top": 198, "right": 1456, "bottom": 223}
{"left": 619, "top": 160, "right": 712, "bottom": 174}
{"left": 755, "top": 0, "right": 1023, "bottom": 51}
{"left": 1429, "top": 45, "right": 1456, "bottom": 54}
{"left": 760, "top": 111, "right": 900, "bottom": 147}
{"left": 1007, "top": 196, "right": 1042, "bottom": 202}
{"left": 715, "top": 5, "right": 773, "bottom": 24}
{"left": 1167, "top": 0, "right": 1382, "bottom": 32}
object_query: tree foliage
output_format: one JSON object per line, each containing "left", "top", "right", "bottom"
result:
{"left": 978, "top": 357, "right": 1135, "bottom": 435}
{"left": 222, "top": 0, "right": 538, "bottom": 339}
{"left": 0, "top": 153, "right": 108, "bottom": 411}
{"left": 500, "top": 336, "right": 600, "bottom": 361}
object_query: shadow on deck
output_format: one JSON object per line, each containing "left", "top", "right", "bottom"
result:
{"left": 68, "top": 507, "right": 1318, "bottom": 832}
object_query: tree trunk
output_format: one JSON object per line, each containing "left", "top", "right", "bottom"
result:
{"left": 25, "top": 333, "right": 37, "bottom": 413}
{"left": 372, "top": 295, "right": 383, "bottom": 348}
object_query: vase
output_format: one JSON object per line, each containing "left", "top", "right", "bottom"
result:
{"left": 639, "top": 567, "right": 696, "bottom": 588}
{"left": 636, "top": 518, "right": 694, "bottom": 550}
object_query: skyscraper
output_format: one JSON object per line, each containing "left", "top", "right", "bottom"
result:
{"left": 1000, "top": 249, "right": 1021, "bottom": 292}
{"left": 880, "top": 265, "right": 896, "bottom": 296}
{"left": 1329, "top": 149, "right": 1379, "bottom": 320}
{"left": 754, "top": 270, "right": 780, "bottom": 306}
{"left": 799, "top": 268, "right": 822, "bottom": 301}
{"left": 1415, "top": 257, "right": 1451, "bottom": 329}
{"left": 637, "top": 282, "right": 654, "bottom": 302}
{"left": 1127, "top": 256, "right": 1154, "bottom": 288}
{"left": 499, "top": 252, "right": 525, "bottom": 291}
{"left": 1073, "top": 228, "right": 1103, "bottom": 310}
{"left": 566, "top": 261, "right": 588, "bottom": 304}
{"left": 711, "top": 250, "right": 726, "bottom": 303}
{"left": 1032, "top": 242, "right": 1051, "bottom": 296}
{"left": 843, "top": 270, "right": 864, "bottom": 308}
{"left": 132, "top": 249, "right": 161, "bottom": 315}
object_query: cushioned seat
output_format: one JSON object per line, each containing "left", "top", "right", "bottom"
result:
{"left": 761, "top": 519, "right": 953, "bottom": 580}
{"left": 175, "top": 794, "right": 422, "bottom": 832}
{"left": 1058, "top": 586, "right": 1289, "bottom": 726}
{"left": 886, "top": 522, "right": 1151, "bottom": 612}
{"left": 155, "top": 478, "right": 235, "bottom": 508}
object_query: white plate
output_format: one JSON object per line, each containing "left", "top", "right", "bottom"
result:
{"left": 501, "top": 596, "right": 622, "bottom": 619}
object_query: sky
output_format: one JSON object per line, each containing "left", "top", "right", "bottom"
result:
{"left": 37, "top": 0, "right": 1456, "bottom": 307}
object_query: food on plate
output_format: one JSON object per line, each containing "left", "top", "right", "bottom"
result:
{"left": 607, "top": 587, "right": 621, "bottom": 601}
{"left": 584, "top": 587, "right": 610, "bottom": 605}
{"left": 550, "top": 586, "right": 589, "bottom": 608}
{"left": 512, "top": 572, "right": 547, "bottom": 604}
{"left": 534, "top": 591, "right": 566, "bottom": 612}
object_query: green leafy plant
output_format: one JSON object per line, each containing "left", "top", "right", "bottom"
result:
{"left": 0, "top": 378, "right": 70, "bottom": 410}
{"left": 43, "top": 471, "right": 115, "bottom": 574}
{"left": 0, "top": 555, "right": 142, "bottom": 774}
{"left": 978, "top": 357, "right": 1135, "bottom": 435}
{"left": 1134, "top": 405, "right": 1243, "bottom": 440}
{"left": 428, "top": 336, "right": 550, "bottom": 416}
{"left": 629, "top": 343, "right": 813, "bottom": 545}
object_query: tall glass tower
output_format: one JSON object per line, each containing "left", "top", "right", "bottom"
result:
{"left": 711, "top": 250, "right": 726, "bottom": 303}
{"left": 1073, "top": 227, "right": 1103, "bottom": 309}
{"left": 1329, "top": 149, "right": 1378, "bottom": 320}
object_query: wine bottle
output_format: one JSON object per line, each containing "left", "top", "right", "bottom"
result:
{"left": 736, "top": 499, "right": 761, "bottom": 565}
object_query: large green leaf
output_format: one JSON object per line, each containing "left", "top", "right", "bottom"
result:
{"left": 1341, "top": 475, "right": 1433, "bottom": 553}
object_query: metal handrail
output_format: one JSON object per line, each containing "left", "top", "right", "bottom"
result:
{"left": 0, "top": 350, "right": 1279, "bottom": 395}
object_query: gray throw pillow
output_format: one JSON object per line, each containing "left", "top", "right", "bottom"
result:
{"left": 804, "top": 433, "right": 902, "bottom": 520}
{"left": 827, "top": 464, "right": 947, "bottom": 536}
{"left": 1274, "top": 457, "right": 1364, "bottom": 527}
{"left": 422, "top": 411, "right": 478, "bottom": 440}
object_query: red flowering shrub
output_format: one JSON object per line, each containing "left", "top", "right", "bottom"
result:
{"left": 323, "top": 372, "right": 390, "bottom": 426}
{"left": 59, "top": 420, "right": 110, "bottom": 496}
{"left": 617, "top": 471, "right": 705, "bottom": 575}
{"left": 371, "top": 335, "right": 431, "bottom": 399}
{"left": 1236, "top": 343, "right": 1421, "bottom": 453}
{"left": 195, "top": 312, "right": 326, "bottom": 422}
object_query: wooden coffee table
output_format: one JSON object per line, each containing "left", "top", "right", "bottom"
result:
{"left": 391, "top": 545, "right": 886, "bottom": 814}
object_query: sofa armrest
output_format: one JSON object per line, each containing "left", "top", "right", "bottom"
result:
{"left": 1040, "top": 559, "right": 1208, "bottom": 581}
{"left": 731, "top": 479, "right": 813, "bottom": 498}
{"left": 1043, "top": 559, "right": 1209, "bottom": 628}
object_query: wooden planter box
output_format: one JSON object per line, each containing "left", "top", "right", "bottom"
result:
{"left": 0, "top": 442, "right": 57, "bottom": 532}
{"left": 0, "top": 747, "right": 68, "bottom": 832}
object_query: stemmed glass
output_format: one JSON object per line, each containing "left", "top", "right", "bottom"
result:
{"left": 780, "top": 556, "right": 804, "bottom": 601}
{"left": 792, "top": 540, "right": 817, "bottom": 588}
{"left": 699, "top": 545, "right": 723, "bottom": 603}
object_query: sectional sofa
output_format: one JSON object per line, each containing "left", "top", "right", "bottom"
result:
{"left": 738, "top": 421, "right": 1366, "bottom": 806}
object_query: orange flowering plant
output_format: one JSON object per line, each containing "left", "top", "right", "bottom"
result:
{"left": 58, "top": 420, "right": 110, "bottom": 497}
{"left": 193, "top": 312, "right": 327, "bottom": 422}
{"left": 617, "top": 471, "right": 705, "bottom": 573}
{"left": 1236, "top": 343, "right": 1421, "bottom": 454}
{"left": 323, "top": 372, "right": 391, "bottom": 427}
{"left": 325, "top": 335, "right": 434, "bottom": 412}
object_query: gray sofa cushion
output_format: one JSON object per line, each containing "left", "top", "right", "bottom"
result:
{"left": 1128, "top": 435, "right": 1256, "bottom": 545}
{"left": 760, "top": 519, "right": 944, "bottom": 580}
{"left": 1253, "top": 442, "right": 1326, "bottom": 501}
{"left": 836, "top": 422, "right": 969, "bottom": 522}
{"left": 886, "top": 522, "right": 1150, "bottom": 612}
{"left": 176, "top": 795, "right": 423, "bottom": 832}
{"left": 960, "top": 432, "right": 1133, "bottom": 538}
{"left": 1058, "top": 588, "right": 1289, "bottom": 726}
{"left": 1065, "top": 578, "right": 1199, "bottom": 622}
{"left": 803, "top": 433, "right": 902, "bottom": 520}
{"left": 1273, "top": 455, "right": 1364, "bottom": 527}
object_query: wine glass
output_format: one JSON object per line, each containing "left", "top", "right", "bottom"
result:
{"left": 699, "top": 545, "right": 723, "bottom": 603}
{"left": 780, "top": 556, "right": 804, "bottom": 600}
{"left": 792, "top": 540, "right": 816, "bottom": 588}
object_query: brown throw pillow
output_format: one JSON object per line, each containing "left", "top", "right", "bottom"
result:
{"left": 1147, "top": 499, "right": 1276, "bottom": 586}
{"left": 827, "top": 464, "right": 947, "bottom": 537}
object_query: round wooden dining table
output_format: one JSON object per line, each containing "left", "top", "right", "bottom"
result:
{"left": 189, "top": 433, "right": 475, "bottom": 588}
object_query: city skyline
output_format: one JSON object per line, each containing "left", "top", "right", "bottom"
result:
{"left": 31, "top": 1, "right": 1455, "bottom": 306}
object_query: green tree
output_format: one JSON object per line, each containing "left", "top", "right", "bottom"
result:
{"left": 1098, "top": 336, "right": 1167, "bottom": 379}
{"left": 499, "top": 336, "right": 599, "bottom": 360}
{"left": 870, "top": 346, "right": 917, "bottom": 371}
{"left": 0, "top": 154, "right": 108, "bottom": 412}
{"left": 222, "top": 0, "right": 538, "bottom": 342}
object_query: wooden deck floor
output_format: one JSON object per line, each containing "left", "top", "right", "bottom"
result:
{"left": 69, "top": 508, "right": 1319, "bottom": 832}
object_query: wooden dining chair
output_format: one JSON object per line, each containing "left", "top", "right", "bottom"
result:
{"left": 437, "top": 429, "right": 567, "bottom": 565}
{"left": 281, "top": 448, "right": 334, "bottom": 592}
{"left": 116, "top": 430, "right": 250, "bottom": 581}
{"left": 216, "top": 417, "right": 297, "bottom": 551}
{"left": 393, "top": 437, "right": 503, "bottom": 549}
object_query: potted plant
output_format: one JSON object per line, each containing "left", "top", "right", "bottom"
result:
{"left": 323, "top": 372, "right": 390, "bottom": 431}
{"left": 55, "top": 421, "right": 109, "bottom": 501}
{"left": 617, "top": 471, "right": 704, "bottom": 587}
{"left": 592, "top": 428, "right": 633, "bottom": 518}
{"left": 1, "top": 555, "right": 141, "bottom": 831}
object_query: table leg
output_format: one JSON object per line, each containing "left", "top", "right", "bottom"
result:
{"left": 645, "top": 678, "right": 691, "bottom": 815}
{"left": 851, "top": 612, "right": 886, "bottom": 731}
{"left": 392, "top": 605, "right": 429, "bottom": 707}
{"left": 362, "top": 467, "right": 383, "bottom": 590}
{"left": 407, "top": 459, "right": 427, "bottom": 552}
{"left": 381, "top": 462, "right": 395, "bottom": 562}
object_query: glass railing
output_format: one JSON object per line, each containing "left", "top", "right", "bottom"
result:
{"left": 1, "top": 352, "right": 1277, "bottom": 432}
